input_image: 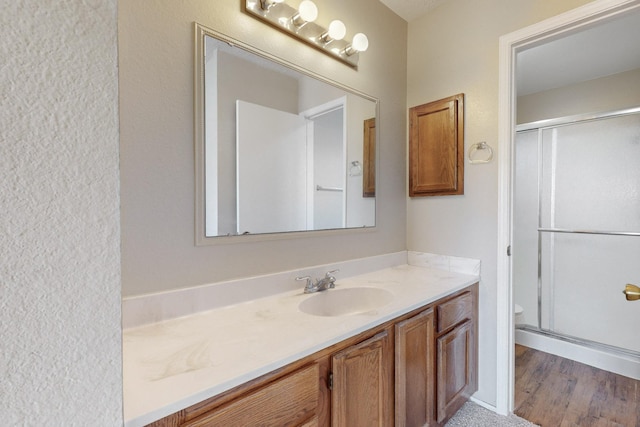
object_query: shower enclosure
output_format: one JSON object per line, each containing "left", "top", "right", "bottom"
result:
{"left": 513, "top": 107, "right": 640, "bottom": 379}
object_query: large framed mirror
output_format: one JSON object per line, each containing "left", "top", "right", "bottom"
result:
{"left": 194, "top": 23, "right": 378, "bottom": 243}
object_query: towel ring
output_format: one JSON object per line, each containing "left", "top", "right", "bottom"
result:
{"left": 468, "top": 141, "right": 493, "bottom": 164}
{"left": 349, "top": 160, "right": 362, "bottom": 176}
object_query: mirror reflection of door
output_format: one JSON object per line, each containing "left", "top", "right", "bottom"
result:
{"left": 236, "top": 99, "right": 347, "bottom": 235}
{"left": 236, "top": 101, "right": 309, "bottom": 234}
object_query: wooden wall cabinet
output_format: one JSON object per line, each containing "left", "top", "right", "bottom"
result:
{"left": 363, "top": 118, "right": 376, "bottom": 198}
{"left": 409, "top": 94, "right": 464, "bottom": 197}
{"left": 148, "top": 285, "right": 477, "bottom": 427}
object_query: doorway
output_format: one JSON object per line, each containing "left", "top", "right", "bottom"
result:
{"left": 513, "top": 108, "right": 640, "bottom": 377}
{"left": 301, "top": 97, "right": 348, "bottom": 230}
{"left": 496, "top": 0, "right": 640, "bottom": 415}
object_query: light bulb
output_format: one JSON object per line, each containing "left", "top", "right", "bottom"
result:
{"left": 327, "top": 20, "right": 346, "bottom": 40}
{"left": 319, "top": 20, "right": 346, "bottom": 44}
{"left": 297, "top": 0, "right": 318, "bottom": 22}
{"left": 345, "top": 33, "right": 368, "bottom": 56}
{"left": 352, "top": 33, "right": 369, "bottom": 52}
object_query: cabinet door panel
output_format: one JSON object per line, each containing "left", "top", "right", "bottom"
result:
{"left": 409, "top": 94, "right": 464, "bottom": 197}
{"left": 331, "top": 330, "right": 393, "bottom": 427}
{"left": 436, "top": 320, "right": 475, "bottom": 423}
{"left": 363, "top": 117, "right": 376, "bottom": 197}
{"left": 183, "top": 364, "right": 320, "bottom": 427}
{"left": 395, "top": 308, "right": 436, "bottom": 427}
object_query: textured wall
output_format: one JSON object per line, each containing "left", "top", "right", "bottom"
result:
{"left": 405, "top": 0, "right": 592, "bottom": 406}
{"left": 1, "top": 1, "right": 122, "bottom": 425}
{"left": 119, "top": 1, "right": 407, "bottom": 296}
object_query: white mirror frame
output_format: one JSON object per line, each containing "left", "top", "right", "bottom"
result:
{"left": 193, "top": 23, "right": 379, "bottom": 245}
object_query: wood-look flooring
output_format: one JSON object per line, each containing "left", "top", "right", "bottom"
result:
{"left": 514, "top": 344, "right": 640, "bottom": 427}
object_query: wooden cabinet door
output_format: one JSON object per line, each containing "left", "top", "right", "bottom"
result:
{"left": 182, "top": 363, "right": 322, "bottom": 427}
{"left": 409, "top": 94, "right": 464, "bottom": 197}
{"left": 331, "top": 330, "right": 393, "bottom": 427}
{"left": 395, "top": 308, "right": 436, "bottom": 427}
{"left": 436, "top": 320, "right": 476, "bottom": 423}
{"left": 363, "top": 117, "right": 376, "bottom": 197}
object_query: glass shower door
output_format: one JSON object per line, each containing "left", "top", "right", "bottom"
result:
{"left": 514, "top": 112, "right": 640, "bottom": 356}
{"left": 537, "top": 113, "right": 640, "bottom": 354}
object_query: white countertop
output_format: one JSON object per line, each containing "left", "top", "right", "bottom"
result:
{"left": 123, "top": 264, "right": 479, "bottom": 426}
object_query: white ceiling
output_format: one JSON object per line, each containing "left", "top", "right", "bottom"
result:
{"left": 378, "top": 0, "right": 447, "bottom": 22}
{"left": 379, "top": 1, "right": 640, "bottom": 96}
{"left": 517, "top": 9, "right": 640, "bottom": 95}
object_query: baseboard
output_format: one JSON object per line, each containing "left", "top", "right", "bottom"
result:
{"left": 470, "top": 396, "right": 500, "bottom": 414}
{"left": 516, "top": 328, "right": 640, "bottom": 380}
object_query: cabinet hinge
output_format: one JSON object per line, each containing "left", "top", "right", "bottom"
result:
{"left": 507, "top": 245, "right": 511, "bottom": 256}
{"left": 328, "top": 372, "right": 333, "bottom": 390}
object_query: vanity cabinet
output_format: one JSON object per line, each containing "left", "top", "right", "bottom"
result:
{"left": 435, "top": 290, "right": 477, "bottom": 423}
{"left": 150, "top": 361, "right": 329, "bottom": 427}
{"left": 331, "top": 329, "right": 393, "bottom": 426}
{"left": 181, "top": 363, "right": 323, "bottom": 427}
{"left": 395, "top": 289, "right": 477, "bottom": 427}
{"left": 147, "top": 284, "right": 477, "bottom": 427}
{"left": 395, "top": 308, "right": 436, "bottom": 426}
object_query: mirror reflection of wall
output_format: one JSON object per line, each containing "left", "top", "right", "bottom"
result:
{"left": 201, "top": 29, "right": 377, "bottom": 239}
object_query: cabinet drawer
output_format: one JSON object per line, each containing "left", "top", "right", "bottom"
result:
{"left": 437, "top": 292, "right": 472, "bottom": 333}
{"left": 183, "top": 364, "right": 320, "bottom": 427}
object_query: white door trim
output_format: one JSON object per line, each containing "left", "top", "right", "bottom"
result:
{"left": 496, "top": 0, "right": 640, "bottom": 415}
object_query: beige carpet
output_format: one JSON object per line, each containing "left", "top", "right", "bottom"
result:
{"left": 445, "top": 402, "right": 539, "bottom": 427}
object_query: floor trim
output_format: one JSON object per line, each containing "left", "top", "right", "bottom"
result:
{"left": 516, "top": 328, "right": 640, "bottom": 380}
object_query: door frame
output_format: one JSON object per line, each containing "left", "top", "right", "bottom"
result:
{"left": 300, "top": 96, "right": 348, "bottom": 229}
{"left": 495, "top": 0, "right": 640, "bottom": 415}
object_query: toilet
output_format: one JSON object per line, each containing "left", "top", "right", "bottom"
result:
{"left": 514, "top": 303, "right": 524, "bottom": 326}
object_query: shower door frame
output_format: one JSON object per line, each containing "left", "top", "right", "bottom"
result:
{"left": 496, "top": 0, "right": 640, "bottom": 416}
{"left": 514, "top": 107, "right": 640, "bottom": 359}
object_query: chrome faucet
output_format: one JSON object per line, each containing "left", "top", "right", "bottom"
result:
{"left": 296, "top": 269, "right": 340, "bottom": 294}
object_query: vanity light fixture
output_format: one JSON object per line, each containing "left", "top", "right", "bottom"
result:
{"left": 244, "top": 0, "right": 369, "bottom": 68}
{"left": 259, "top": 0, "right": 284, "bottom": 10}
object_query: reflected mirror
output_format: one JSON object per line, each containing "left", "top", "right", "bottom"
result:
{"left": 195, "top": 24, "right": 377, "bottom": 241}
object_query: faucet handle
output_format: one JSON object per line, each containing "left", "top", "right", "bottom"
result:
{"left": 296, "top": 275, "right": 313, "bottom": 291}
{"left": 325, "top": 269, "right": 339, "bottom": 288}
{"left": 325, "top": 269, "right": 340, "bottom": 278}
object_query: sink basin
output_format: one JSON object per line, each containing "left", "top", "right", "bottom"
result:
{"left": 298, "top": 287, "right": 393, "bottom": 317}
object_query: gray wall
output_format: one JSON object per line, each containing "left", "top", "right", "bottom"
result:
{"left": 119, "top": 1, "right": 408, "bottom": 296}
{"left": 405, "top": 0, "right": 593, "bottom": 406}
{"left": 1, "top": 1, "right": 122, "bottom": 424}
{"left": 517, "top": 68, "right": 640, "bottom": 123}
